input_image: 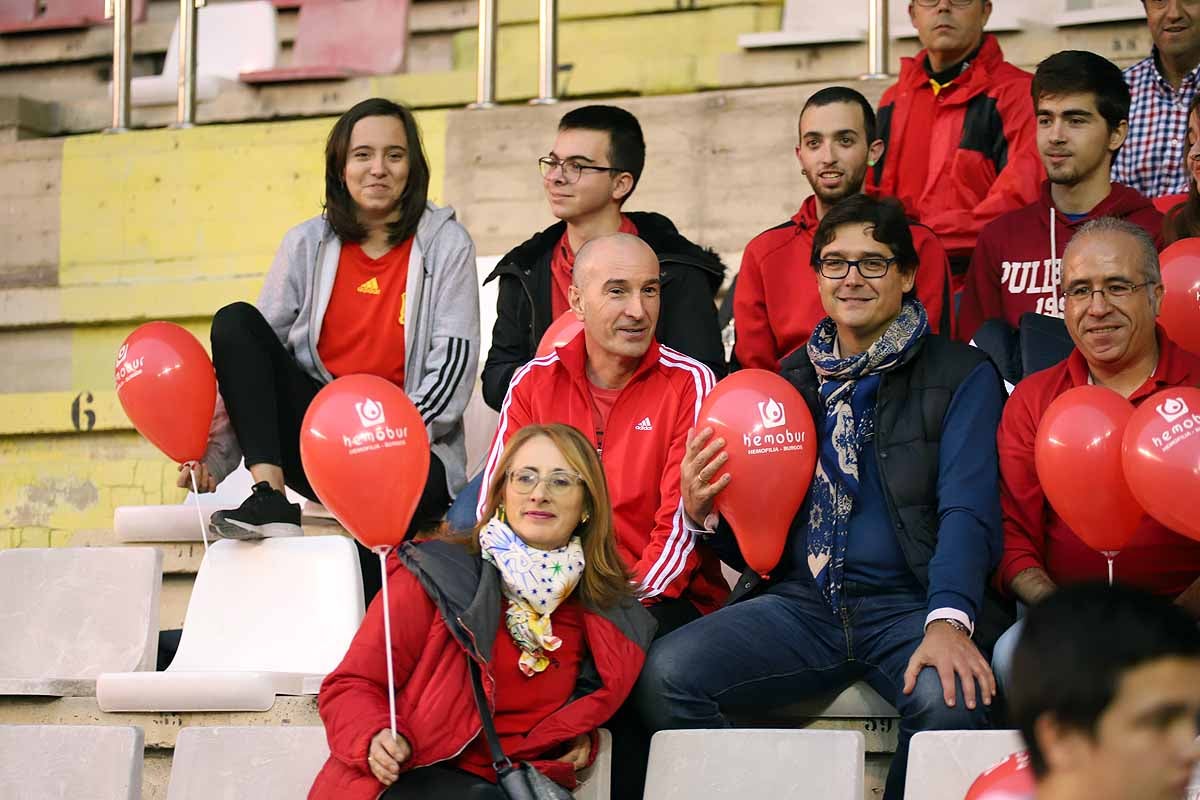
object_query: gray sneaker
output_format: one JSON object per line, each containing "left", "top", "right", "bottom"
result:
{"left": 209, "top": 481, "right": 303, "bottom": 540}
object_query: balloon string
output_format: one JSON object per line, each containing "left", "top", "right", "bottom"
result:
{"left": 377, "top": 548, "right": 397, "bottom": 740}
{"left": 1101, "top": 550, "right": 1118, "bottom": 586}
{"left": 189, "top": 467, "right": 209, "bottom": 553}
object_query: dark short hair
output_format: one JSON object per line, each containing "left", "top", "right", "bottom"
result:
{"left": 810, "top": 194, "right": 919, "bottom": 278}
{"left": 1032, "top": 50, "right": 1131, "bottom": 132}
{"left": 324, "top": 98, "right": 430, "bottom": 245}
{"left": 558, "top": 104, "right": 646, "bottom": 203}
{"left": 1011, "top": 583, "right": 1200, "bottom": 778}
{"left": 800, "top": 86, "right": 878, "bottom": 143}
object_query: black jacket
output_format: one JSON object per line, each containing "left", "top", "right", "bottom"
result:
{"left": 481, "top": 212, "right": 727, "bottom": 411}
{"left": 716, "top": 334, "right": 1013, "bottom": 651}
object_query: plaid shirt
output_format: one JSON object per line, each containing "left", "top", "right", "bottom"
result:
{"left": 1112, "top": 50, "right": 1200, "bottom": 198}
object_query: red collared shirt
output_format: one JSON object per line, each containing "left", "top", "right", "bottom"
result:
{"left": 997, "top": 329, "right": 1200, "bottom": 597}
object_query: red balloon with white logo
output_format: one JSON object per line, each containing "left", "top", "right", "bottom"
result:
{"left": 1158, "top": 238, "right": 1200, "bottom": 356}
{"left": 964, "top": 751, "right": 1035, "bottom": 800}
{"left": 300, "top": 374, "right": 430, "bottom": 550}
{"left": 698, "top": 369, "right": 817, "bottom": 577}
{"left": 1122, "top": 387, "right": 1200, "bottom": 543}
{"left": 114, "top": 321, "right": 217, "bottom": 463}
{"left": 536, "top": 312, "right": 585, "bottom": 358}
{"left": 1035, "top": 385, "right": 1144, "bottom": 554}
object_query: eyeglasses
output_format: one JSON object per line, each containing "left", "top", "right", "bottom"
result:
{"left": 912, "top": 0, "right": 977, "bottom": 6}
{"left": 1062, "top": 281, "right": 1155, "bottom": 304}
{"left": 817, "top": 257, "right": 898, "bottom": 279}
{"left": 538, "top": 156, "right": 622, "bottom": 184}
{"left": 507, "top": 467, "right": 585, "bottom": 497}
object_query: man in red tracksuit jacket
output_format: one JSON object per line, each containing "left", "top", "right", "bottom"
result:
{"left": 990, "top": 217, "right": 1200, "bottom": 697}
{"left": 733, "top": 86, "right": 953, "bottom": 371}
{"left": 958, "top": 50, "right": 1164, "bottom": 344}
{"left": 867, "top": 1, "right": 1043, "bottom": 272}
{"left": 479, "top": 233, "right": 728, "bottom": 622}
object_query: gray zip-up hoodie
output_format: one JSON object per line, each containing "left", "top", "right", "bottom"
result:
{"left": 203, "top": 202, "right": 480, "bottom": 497}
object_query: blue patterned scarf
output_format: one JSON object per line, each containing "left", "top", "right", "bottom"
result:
{"left": 804, "top": 298, "right": 928, "bottom": 614}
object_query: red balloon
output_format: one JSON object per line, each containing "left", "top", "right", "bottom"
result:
{"left": 1158, "top": 238, "right": 1200, "bottom": 356}
{"left": 1035, "top": 386, "right": 1144, "bottom": 553}
{"left": 536, "top": 312, "right": 584, "bottom": 358}
{"left": 699, "top": 369, "right": 817, "bottom": 577}
{"left": 964, "top": 751, "right": 1034, "bottom": 800}
{"left": 1153, "top": 192, "right": 1188, "bottom": 214}
{"left": 115, "top": 321, "right": 217, "bottom": 463}
{"left": 300, "top": 374, "right": 430, "bottom": 550}
{"left": 1122, "top": 387, "right": 1200, "bottom": 542}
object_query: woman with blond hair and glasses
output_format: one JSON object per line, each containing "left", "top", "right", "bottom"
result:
{"left": 309, "top": 423, "right": 655, "bottom": 800}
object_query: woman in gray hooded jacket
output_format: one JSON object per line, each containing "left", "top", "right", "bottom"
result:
{"left": 179, "top": 97, "right": 480, "bottom": 603}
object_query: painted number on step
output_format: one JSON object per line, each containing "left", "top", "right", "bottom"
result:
{"left": 71, "top": 391, "right": 95, "bottom": 432}
{"left": 863, "top": 718, "right": 894, "bottom": 733}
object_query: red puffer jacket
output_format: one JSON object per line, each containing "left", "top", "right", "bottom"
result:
{"left": 308, "top": 540, "right": 655, "bottom": 800}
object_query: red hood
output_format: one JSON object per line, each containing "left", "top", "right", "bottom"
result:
{"left": 794, "top": 195, "right": 821, "bottom": 232}
{"left": 1034, "top": 181, "right": 1158, "bottom": 229}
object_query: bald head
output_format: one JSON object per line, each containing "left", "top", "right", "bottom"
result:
{"left": 567, "top": 232, "right": 662, "bottom": 364}
{"left": 573, "top": 233, "right": 659, "bottom": 288}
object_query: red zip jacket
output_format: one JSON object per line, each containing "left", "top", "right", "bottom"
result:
{"left": 310, "top": 541, "right": 651, "bottom": 800}
{"left": 733, "top": 195, "right": 953, "bottom": 370}
{"left": 997, "top": 330, "right": 1200, "bottom": 597}
{"left": 958, "top": 182, "right": 1163, "bottom": 343}
{"left": 479, "top": 336, "right": 729, "bottom": 613}
{"left": 867, "top": 35, "right": 1044, "bottom": 261}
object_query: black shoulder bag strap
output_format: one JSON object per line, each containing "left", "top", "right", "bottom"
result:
{"left": 467, "top": 655, "right": 515, "bottom": 773}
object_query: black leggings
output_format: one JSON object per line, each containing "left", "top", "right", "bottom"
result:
{"left": 210, "top": 301, "right": 452, "bottom": 604}
{"left": 378, "top": 765, "right": 505, "bottom": 799}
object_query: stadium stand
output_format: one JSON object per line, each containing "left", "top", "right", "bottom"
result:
{"left": 0, "top": 546, "right": 161, "bottom": 696}
{"left": 123, "top": 0, "right": 277, "bottom": 106}
{"left": 96, "top": 536, "right": 363, "bottom": 711}
{"left": 0, "top": 0, "right": 146, "bottom": 34}
{"left": 0, "top": 724, "right": 144, "bottom": 800}
{"left": 643, "top": 729, "right": 865, "bottom": 799}
{"left": 903, "top": 730, "right": 1025, "bottom": 800}
{"left": 165, "top": 725, "right": 328, "bottom": 799}
{"left": 0, "top": 2, "right": 1174, "bottom": 797}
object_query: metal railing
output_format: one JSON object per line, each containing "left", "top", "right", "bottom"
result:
{"left": 469, "top": 0, "right": 560, "bottom": 109}
{"left": 176, "top": 0, "right": 206, "bottom": 127}
{"left": 105, "top": 0, "right": 131, "bottom": 131}
{"left": 861, "top": 0, "right": 891, "bottom": 80}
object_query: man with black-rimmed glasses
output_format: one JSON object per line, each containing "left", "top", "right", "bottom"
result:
{"left": 480, "top": 105, "right": 726, "bottom": 413}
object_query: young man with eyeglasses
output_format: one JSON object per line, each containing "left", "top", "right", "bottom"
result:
{"left": 991, "top": 216, "right": 1200, "bottom": 697}
{"left": 480, "top": 104, "right": 725, "bottom": 413}
{"left": 866, "top": 0, "right": 1043, "bottom": 279}
{"left": 733, "top": 86, "right": 953, "bottom": 372}
{"left": 958, "top": 51, "right": 1164, "bottom": 345}
{"left": 639, "top": 195, "right": 1010, "bottom": 800}
{"left": 1113, "top": 0, "right": 1200, "bottom": 198}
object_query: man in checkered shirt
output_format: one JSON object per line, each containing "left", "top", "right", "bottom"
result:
{"left": 1112, "top": 0, "right": 1200, "bottom": 198}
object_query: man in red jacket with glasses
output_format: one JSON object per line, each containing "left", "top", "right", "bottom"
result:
{"left": 991, "top": 217, "right": 1200, "bottom": 698}
{"left": 867, "top": 0, "right": 1043, "bottom": 280}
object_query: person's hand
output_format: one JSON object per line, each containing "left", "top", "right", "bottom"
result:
{"left": 561, "top": 733, "right": 591, "bottom": 771}
{"left": 681, "top": 427, "right": 731, "bottom": 523}
{"left": 902, "top": 620, "right": 995, "bottom": 711}
{"left": 367, "top": 729, "right": 411, "bottom": 785}
{"left": 176, "top": 461, "right": 216, "bottom": 493}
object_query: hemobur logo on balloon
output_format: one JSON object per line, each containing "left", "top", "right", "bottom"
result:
{"left": 1150, "top": 395, "right": 1200, "bottom": 452}
{"left": 757, "top": 397, "right": 786, "bottom": 429}
{"left": 343, "top": 396, "right": 408, "bottom": 455}
{"left": 113, "top": 341, "right": 146, "bottom": 391}
{"left": 744, "top": 397, "right": 807, "bottom": 455}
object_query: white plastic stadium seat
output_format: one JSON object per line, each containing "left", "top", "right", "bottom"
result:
{"left": 115, "top": 0, "right": 277, "bottom": 106}
{"left": 574, "top": 728, "right": 612, "bottom": 800}
{"left": 166, "top": 726, "right": 328, "bottom": 800}
{"left": 643, "top": 729, "right": 864, "bottom": 799}
{"left": 904, "top": 730, "right": 1025, "bottom": 800}
{"left": 97, "top": 536, "right": 364, "bottom": 712}
{"left": 729, "top": 680, "right": 899, "bottom": 724}
{"left": 0, "top": 725, "right": 143, "bottom": 800}
{"left": 116, "top": 462, "right": 306, "bottom": 542}
{"left": 0, "top": 547, "right": 161, "bottom": 696}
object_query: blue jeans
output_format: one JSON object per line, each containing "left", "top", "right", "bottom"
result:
{"left": 634, "top": 576, "right": 991, "bottom": 800}
{"left": 990, "top": 618, "right": 1024, "bottom": 702}
{"left": 446, "top": 472, "right": 484, "bottom": 532}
